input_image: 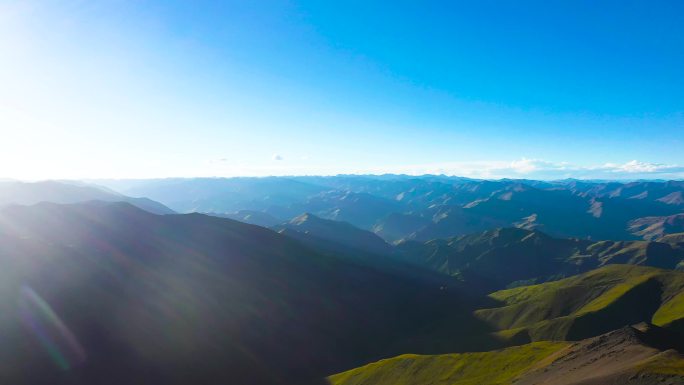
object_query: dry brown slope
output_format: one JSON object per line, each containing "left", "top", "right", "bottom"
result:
{"left": 514, "top": 323, "right": 684, "bottom": 385}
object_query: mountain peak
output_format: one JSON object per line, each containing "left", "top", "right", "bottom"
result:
{"left": 278, "top": 212, "right": 391, "bottom": 255}
{"left": 290, "top": 212, "right": 318, "bottom": 225}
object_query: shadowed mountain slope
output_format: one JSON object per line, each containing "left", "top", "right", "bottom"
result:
{"left": 268, "top": 213, "right": 485, "bottom": 295}
{"left": 269, "top": 221, "right": 684, "bottom": 293}
{"left": 660, "top": 233, "right": 684, "bottom": 244}
{"left": 273, "top": 213, "right": 392, "bottom": 256}
{"left": 447, "top": 184, "right": 682, "bottom": 241}
{"left": 394, "top": 228, "right": 684, "bottom": 291}
{"left": 570, "top": 181, "right": 684, "bottom": 206}
{"left": 371, "top": 212, "right": 431, "bottom": 243}
{"left": 212, "top": 209, "right": 283, "bottom": 227}
{"left": 271, "top": 191, "right": 403, "bottom": 230}
{"left": 110, "top": 177, "right": 327, "bottom": 214}
{"left": 0, "top": 202, "right": 494, "bottom": 385}
{"left": 629, "top": 214, "right": 684, "bottom": 241}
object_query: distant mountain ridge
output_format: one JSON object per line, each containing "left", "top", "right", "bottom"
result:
{"left": 394, "top": 227, "right": 684, "bottom": 290}
{"left": 265, "top": 215, "right": 684, "bottom": 292}
{"left": 0, "top": 181, "right": 174, "bottom": 214}
{"left": 204, "top": 204, "right": 684, "bottom": 295}
{"left": 274, "top": 213, "right": 390, "bottom": 253}
{"left": 629, "top": 214, "right": 684, "bottom": 241}
{"left": 211, "top": 209, "right": 282, "bottom": 227}
{"left": 96, "top": 176, "right": 684, "bottom": 242}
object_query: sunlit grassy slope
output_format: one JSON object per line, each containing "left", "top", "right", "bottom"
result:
{"left": 329, "top": 326, "right": 684, "bottom": 385}
{"left": 328, "top": 342, "right": 567, "bottom": 385}
{"left": 475, "top": 264, "right": 684, "bottom": 342}
{"left": 331, "top": 264, "right": 684, "bottom": 385}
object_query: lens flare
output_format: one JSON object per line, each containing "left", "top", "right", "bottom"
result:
{"left": 18, "top": 285, "right": 86, "bottom": 370}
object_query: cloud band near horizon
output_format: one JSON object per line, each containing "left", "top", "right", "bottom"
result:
{"left": 195, "top": 158, "right": 684, "bottom": 181}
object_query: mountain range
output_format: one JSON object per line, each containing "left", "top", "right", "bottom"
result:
{"left": 0, "top": 181, "right": 174, "bottom": 214}
{"left": 3, "top": 177, "right": 684, "bottom": 384}
{"left": 0, "top": 201, "right": 496, "bottom": 385}
{"left": 96, "top": 176, "right": 684, "bottom": 242}
{"left": 262, "top": 213, "right": 684, "bottom": 292}
{"left": 332, "top": 264, "right": 684, "bottom": 384}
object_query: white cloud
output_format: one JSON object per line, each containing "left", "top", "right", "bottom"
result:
{"left": 125, "top": 157, "right": 684, "bottom": 180}
{"left": 504, "top": 158, "right": 572, "bottom": 174}
{"left": 605, "top": 160, "right": 678, "bottom": 173}
{"left": 374, "top": 159, "right": 684, "bottom": 180}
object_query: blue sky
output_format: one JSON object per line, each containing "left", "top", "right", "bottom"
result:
{"left": 1, "top": 0, "right": 683, "bottom": 180}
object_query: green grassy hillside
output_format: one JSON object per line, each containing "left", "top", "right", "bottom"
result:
{"left": 475, "top": 265, "right": 684, "bottom": 342}
{"left": 329, "top": 342, "right": 568, "bottom": 385}
{"left": 329, "top": 324, "right": 684, "bottom": 385}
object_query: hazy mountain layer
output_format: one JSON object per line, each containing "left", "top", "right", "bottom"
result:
{"left": 212, "top": 209, "right": 283, "bottom": 227}
{"left": 0, "top": 181, "right": 174, "bottom": 214}
{"left": 97, "top": 176, "right": 684, "bottom": 242}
